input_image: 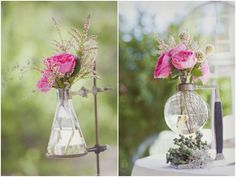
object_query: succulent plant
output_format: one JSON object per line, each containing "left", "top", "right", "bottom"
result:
{"left": 166, "top": 131, "right": 211, "bottom": 168}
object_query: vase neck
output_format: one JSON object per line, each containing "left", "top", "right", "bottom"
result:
{"left": 57, "top": 88, "right": 72, "bottom": 101}
{"left": 179, "top": 75, "right": 192, "bottom": 84}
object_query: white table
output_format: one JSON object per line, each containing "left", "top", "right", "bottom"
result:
{"left": 132, "top": 148, "right": 235, "bottom": 176}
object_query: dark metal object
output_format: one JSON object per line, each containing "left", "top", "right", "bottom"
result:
{"left": 214, "top": 101, "right": 223, "bottom": 159}
{"left": 93, "top": 62, "right": 100, "bottom": 176}
{"left": 177, "top": 83, "right": 224, "bottom": 160}
{"left": 87, "top": 145, "right": 107, "bottom": 153}
{"left": 214, "top": 89, "right": 224, "bottom": 160}
{"left": 90, "top": 61, "right": 109, "bottom": 176}
{"left": 71, "top": 86, "right": 112, "bottom": 98}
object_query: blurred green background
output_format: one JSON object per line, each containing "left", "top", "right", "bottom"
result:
{"left": 2, "top": 1, "right": 117, "bottom": 176}
{"left": 119, "top": 2, "right": 234, "bottom": 175}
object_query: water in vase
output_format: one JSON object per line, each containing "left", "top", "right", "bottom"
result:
{"left": 46, "top": 89, "right": 87, "bottom": 157}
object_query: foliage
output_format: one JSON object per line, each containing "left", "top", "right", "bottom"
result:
{"left": 119, "top": 11, "right": 178, "bottom": 175}
{"left": 166, "top": 131, "right": 210, "bottom": 168}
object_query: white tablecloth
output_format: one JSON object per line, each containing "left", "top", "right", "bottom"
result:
{"left": 132, "top": 148, "right": 235, "bottom": 176}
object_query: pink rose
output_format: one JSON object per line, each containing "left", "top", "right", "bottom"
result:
{"left": 154, "top": 53, "right": 171, "bottom": 78}
{"left": 172, "top": 50, "right": 196, "bottom": 70}
{"left": 44, "top": 53, "right": 77, "bottom": 74}
{"left": 36, "top": 76, "right": 51, "bottom": 92}
{"left": 198, "top": 61, "right": 210, "bottom": 83}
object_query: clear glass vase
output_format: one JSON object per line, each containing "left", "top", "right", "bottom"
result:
{"left": 47, "top": 88, "right": 87, "bottom": 157}
{"left": 164, "top": 91, "right": 209, "bottom": 134}
{"left": 164, "top": 76, "right": 209, "bottom": 135}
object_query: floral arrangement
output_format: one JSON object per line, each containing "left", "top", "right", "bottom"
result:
{"left": 153, "top": 31, "right": 214, "bottom": 84}
{"left": 36, "top": 15, "right": 97, "bottom": 92}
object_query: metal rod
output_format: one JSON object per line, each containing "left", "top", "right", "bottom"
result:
{"left": 210, "top": 81, "right": 216, "bottom": 149}
{"left": 93, "top": 61, "right": 100, "bottom": 176}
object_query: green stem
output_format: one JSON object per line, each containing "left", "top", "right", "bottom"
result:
{"left": 56, "top": 78, "right": 65, "bottom": 88}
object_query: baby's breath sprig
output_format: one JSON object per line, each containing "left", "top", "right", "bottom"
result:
{"left": 83, "top": 14, "right": 91, "bottom": 34}
{"left": 52, "top": 18, "right": 73, "bottom": 53}
{"left": 71, "top": 15, "right": 98, "bottom": 81}
{"left": 156, "top": 37, "right": 169, "bottom": 54}
{"left": 168, "top": 35, "right": 176, "bottom": 48}
{"left": 178, "top": 31, "right": 192, "bottom": 45}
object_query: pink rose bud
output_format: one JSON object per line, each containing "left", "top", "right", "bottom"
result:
{"left": 154, "top": 53, "right": 171, "bottom": 78}
{"left": 36, "top": 76, "right": 51, "bottom": 92}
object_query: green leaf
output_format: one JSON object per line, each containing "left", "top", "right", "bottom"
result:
{"left": 71, "top": 56, "right": 81, "bottom": 77}
{"left": 170, "top": 69, "right": 182, "bottom": 79}
{"left": 192, "top": 67, "right": 203, "bottom": 77}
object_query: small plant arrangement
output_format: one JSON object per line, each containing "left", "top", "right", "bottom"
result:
{"left": 36, "top": 15, "right": 97, "bottom": 92}
{"left": 153, "top": 31, "right": 214, "bottom": 169}
{"left": 153, "top": 31, "right": 214, "bottom": 84}
{"left": 166, "top": 131, "right": 211, "bottom": 169}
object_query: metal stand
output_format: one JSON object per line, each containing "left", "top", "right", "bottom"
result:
{"left": 67, "top": 61, "right": 111, "bottom": 175}
{"left": 86, "top": 61, "right": 111, "bottom": 176}
{"left": 85, "top": 62, "right": 100, "bottom": 175}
